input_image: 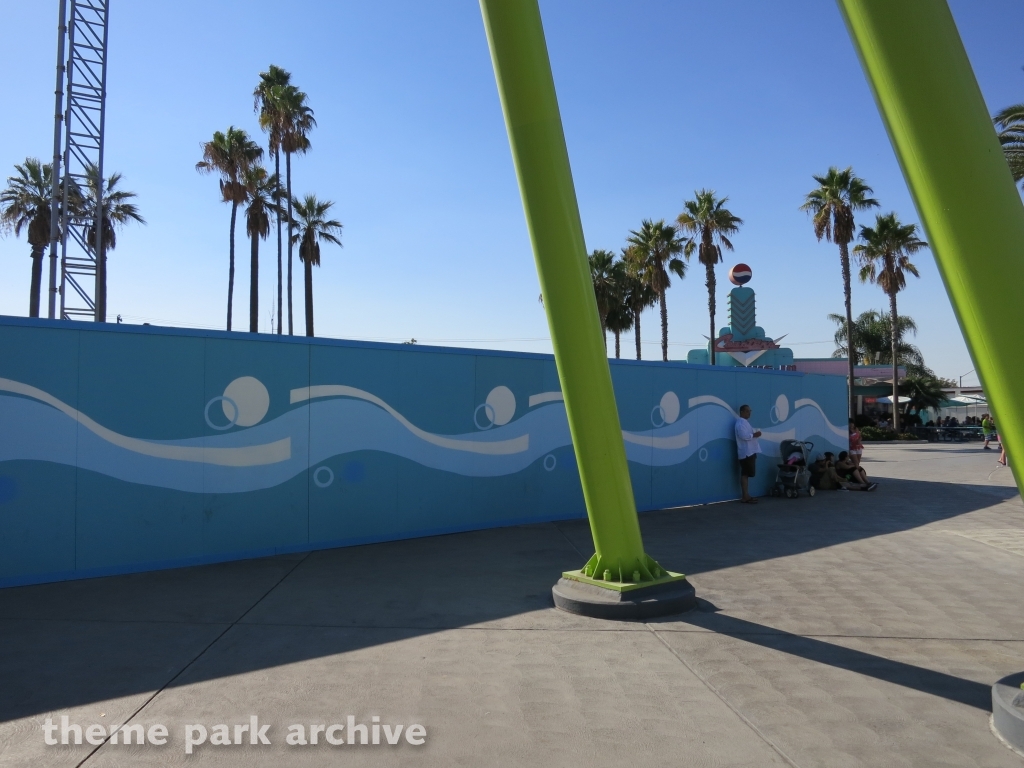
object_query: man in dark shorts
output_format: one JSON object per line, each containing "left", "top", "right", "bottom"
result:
{"left": 734, "top": 404, "right": 762, "bottom": 503}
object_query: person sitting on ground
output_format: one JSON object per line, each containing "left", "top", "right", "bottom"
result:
{"left": 836, "top": 451, "right": 877, "bottom": 490}
{"left": 809, "top": 453, "right": 870, "bottom": 491}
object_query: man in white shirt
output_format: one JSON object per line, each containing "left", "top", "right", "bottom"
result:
{"left": 735, "top": 404, "right": 762, "bottom": 504}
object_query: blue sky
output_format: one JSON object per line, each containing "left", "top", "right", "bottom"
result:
{"left": 1, "top": 1, "right": 1021, "bottom": 385}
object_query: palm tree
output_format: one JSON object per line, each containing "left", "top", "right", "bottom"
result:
{"left": 79, "top": 164, "right": 144, "bottom": 322}
{"left": 588, "top": 249, "right": 619, "bottom": 347}
{"left": 626, "top": 220, "right": 686, "bottom": 361}
{"left": 854, "top": 212, "right": 928, "bottom": 432}
{"left": 622, "top": 246, "right": 658, "bottom": 360}
{"left": 254, "top": 65, "right": 292, "bottom": 335}
{"left": 677, "top": 191, "right": 742, "bottom": 365}
{"left": 0, "top": 159, "right": 57, "bottom": 317}
{"left": 279, "top": 86, "right": 316, "bottom": 336}
{"left": 900, "top": 375, "right": 945, "bottom": 420}
{"left": 605, "top": 264, "right": 634, "bottom": 359}
{"left": 828, "top": 309, "right": 929, "bottom": 375}
{"left": 800, "top": 167, "right": 879, "bottom": 418}
{"left": 241, "top": 165, "right": 280, "bottom": 333}
{"left": 994, "top": 104, "right": 1024, "bottom": 187}
{"left": 290, "top": 194, "right": 342, "bottom": 337}
{"left": 196, "top": 127, "right": 264, "bottom": 331}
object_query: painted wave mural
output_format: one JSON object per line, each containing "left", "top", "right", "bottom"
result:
{"left": 0, "top": 376, "right": 846, "bottom": 494}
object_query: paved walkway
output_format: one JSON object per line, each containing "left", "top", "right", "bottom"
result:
{"left": 1, "top": 443, "right": 1022, "bottom": 767}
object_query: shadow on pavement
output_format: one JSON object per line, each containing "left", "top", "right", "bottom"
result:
{"left": 0, "top": 477, "right": 1015, "bottom": 723}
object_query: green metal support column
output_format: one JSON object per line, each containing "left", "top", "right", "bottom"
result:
{"left": 838, "top": 0, "right": 1024, "bottom": 488}
{"left": 479, "top": 0, "right": 672, "bottom": 587}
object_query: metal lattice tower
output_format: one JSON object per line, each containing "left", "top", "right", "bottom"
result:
{"left": 47, "top": 0, "right": 110, "bottom": 322}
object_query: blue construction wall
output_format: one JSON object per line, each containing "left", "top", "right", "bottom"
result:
{"left": 0, "top": 317, "right": 848, "bottom": 587}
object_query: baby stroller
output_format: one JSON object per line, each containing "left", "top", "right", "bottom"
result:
{"left": 771, "top": 440, "right": 815, "bottom": 499}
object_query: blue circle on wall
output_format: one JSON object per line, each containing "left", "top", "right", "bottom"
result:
{"left": 0, "top": 477, "right": 17, "bottom": 504}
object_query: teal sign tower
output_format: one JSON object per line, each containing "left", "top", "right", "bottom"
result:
{"left": 687, "top": 264, "right": 795, "bottom": 368}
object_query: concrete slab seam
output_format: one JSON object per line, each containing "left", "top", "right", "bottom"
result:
{"left": 71, "top": 552, "right": 311, "bottom": 767}
{"left": 646, "top": 625, "right": 804, "bottom": 768}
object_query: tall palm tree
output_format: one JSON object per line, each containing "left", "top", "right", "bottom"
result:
{"left": 0, "top": 158, "right": 57, "bottom": 317}
{"left": 196, "top": 127, "right": 264, "bottom": 331}
{"left": 800, "top": 167, "right": 879, "bottom": 418}
{"left": 588, "top": 249, "right": 619, "bottom": 347}
{"left": 254, "top": 65, "right": 292, "bottom": 335}
{"left": 80, "top": 164, "right": 144, "bottom": 323}
{"left": 622, "top": 246, "right": 658, "bottom": 361}
{"left": 854, "top": 212, "right": 928, "bottom": 432}
{"left": 677, "top": 191, "right": 742, "bottom": 365}
{"left": 994, "top": 104, "right": 1024, "bottom": 187}
{"left": 290, "top": 194, "right": 342, "bottom": 337}
{"left": 626, "top": 220, "right": 686, "bottom": 361}
{"left": 279, "top": 86, "right": 316, "bottom": 336}
{"left": 241, "top": 165, "right": 280, "bottom": 333}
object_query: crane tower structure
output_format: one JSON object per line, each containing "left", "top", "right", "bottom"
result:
{"left": 46, "top": 0, "right": 111, "bottom": 322}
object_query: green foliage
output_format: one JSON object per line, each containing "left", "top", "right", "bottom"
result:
{"left": 828, "top": 310, "right": 930, "bottom": 375}
{"left": 994, "top": 103, "right": 1024, "bottom": 187}
{"left": 897, "top": 432, "right": 919, "bottom": 441}
{"left": 860, "top": 426, "right": 896, "bottom": 441}
{"left": 854, "top": 213, "right": 927, "bottom": 296}
{"left": 800, "top": 166, "right": 879, "bottom": 247}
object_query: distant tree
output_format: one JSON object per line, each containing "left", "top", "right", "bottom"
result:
{"left": 622, "top": 246, "right": 658, "bottom": 360}
{"left": 828, "top": 310, "right": 928, "bottom": 375}
{"left": 290, "top": 194, "right": 342, "bottom": 337}
{"left": 588, "top": 249, "right": 619, "bottom": 347}
{"left": 677, "top": 190, "right": 741, "bottom": 365}
{"left": 80, "top": 164, "right": 144, "bottom": 322}
{"left": 196, "top": 127, "right": 264, "bottom": 330}
{"left": 800, "top": 167, "right": 879, "bottom": 418}
{"left": 854, "top": 212, "right": 928, "bottom": 432}
{"left": 994, "top": 103, "right": 1024, "bottom": 187}
{"left": 626, "top": 220, "right": 686, "bottom": 361}
{"left": 254, "top": 65, "right": 292, "bottom": 334}
{"left": 241, "top": 165, "right": 280, "bottom": 333}
{"left": 0, "top": 158, "right": 57, "bottom": 317}
{"left": 899, "top": 374, "right": 945, "bottom": 419}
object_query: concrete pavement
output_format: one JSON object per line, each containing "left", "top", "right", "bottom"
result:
{"left": 1, "top": 442, "right": 1022, "bottom": 766}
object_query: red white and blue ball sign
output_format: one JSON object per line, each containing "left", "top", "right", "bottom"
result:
{"left": 729, "top": 264, "right": 752, "bottom": 285}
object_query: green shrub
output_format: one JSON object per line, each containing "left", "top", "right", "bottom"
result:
{"left": 897, "top": 432, "right": 919, "bottom": 441}
{"left": 861, "top": 426, "right": 896, "bottom": 441}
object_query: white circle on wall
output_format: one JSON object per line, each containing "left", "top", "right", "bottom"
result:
{"left": 660, "top": 391, "right": 680, "bottom": 424}
{"left": 486, "top": 386, "right": 516, "bottom": 426}
{"left": 223, "top": 376, "right": 270, "bottom": 427}
{"left": 775, "top": 394, "right": 789, "bottom": 423}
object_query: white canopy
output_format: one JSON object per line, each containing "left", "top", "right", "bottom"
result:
{"left": 947, "top": 395, "right": 986, "bottom": 405}
{"left": 876, "top": 395, "right": 911, "bottom": 404}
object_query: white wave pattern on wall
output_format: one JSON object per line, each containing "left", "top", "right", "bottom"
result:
{"left": 0, "top": 379, "right": 846, "bottom": 493}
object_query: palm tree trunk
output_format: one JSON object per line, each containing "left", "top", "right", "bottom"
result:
{"left": 614, "top": 330, "right": 621, "bottom": 359}
{"left": 890, "top": 290, "right": 900, "bottom": 432}
{"left": 98, "top": 248, "right": 107, "bottom": 323}
{"left": 286, "top": 152, "right": 294, "bottom": 336}
{"left": 706, "top": 260, "right": 716, "bottom": 366}
{"left": 634, "top": 310, "right": 642, "bottom": 360}
{"left": 304, "top": 257, "right": 314, "bottom": 337}
{"left": 274, "top": 151, "right": 283, "bottom": 335}
{"left": 659, "top": 290, "right": 669, "bottom": 362}
{"left": 28, "top": 245, "right": 44, "bottom": 318}
{"left": 250, "top": 232, "right": 259, "bottom": 333}
{"left": 839, "top": 241, "right": 856, "bottom": 420}
{"left": 227, "top": 202, "right": 237, "bottom": 331}
{"left": 602, "top": 324, "right": 607, "bottom": 355}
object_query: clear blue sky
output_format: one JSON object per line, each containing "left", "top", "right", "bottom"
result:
{"left": 1, "top": 1, "right": 1021, "bottom": 385}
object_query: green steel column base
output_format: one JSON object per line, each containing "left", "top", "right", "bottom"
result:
{"left": 567, "top": 552, "right": 677, "bottom": 590}
{"left": 552, "top": 576, "right": 696, "bottom": 620}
